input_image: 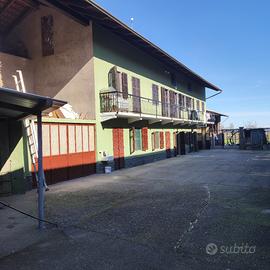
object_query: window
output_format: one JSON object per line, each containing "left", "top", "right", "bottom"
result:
{"left": 196, "top": 100, "right": 200, "bottom": 111}
{"left": 122, "top": 73, "right": 128, "bottom": 99}
{"left": 130, "top": 128, "right": 143, "bottom": 153}
{"left": 151, "top": 132, "right": 155, "bottom": 151}
{"left": 201, "top": 101, "right": 205, "bottom": 112}
{"left": 160, "top": 132, "right": 164, "bottom": 149}
{"left": 186, "top": 97, "right": 192, "bottom": 109}
{"left": 135, "top": 129, "right": 142, "bottom": 151}
{"left": 152, "top": 84, "right": 159, "bottom": 105}
{"left": 152, "top": 132, "right": 160, "bottom": 150}
{"left": 132, "top": 77, "right": 141, "bottom": 113}
{"left": 129, "top": 128, "right": 135, "bottom": 154}
{"left": 41, "top": 15, "right": 54, "bottom": 56}
{"left": 108, "top": 66, "right": 120, "bottom": 90}
{"left": 142, "top": 127, "right": 148, "bottom": 151}
{"left": 179, "top": 94, "right": 185, "bottom": 108}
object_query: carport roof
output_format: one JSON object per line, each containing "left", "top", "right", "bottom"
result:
{"left": 0, "top": 87, "right": 67, "bottom": 120}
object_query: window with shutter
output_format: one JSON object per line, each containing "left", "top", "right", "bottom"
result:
{"left": 152, "top": 84, "right": 159, "bottom": 105}
{"left": 160, "top": 132, "right": 164, "bottom": 149}
{"left": 108, "top": 66, "right": 119, "bottom": 90}
{"left": 142, "top": 127, "right": 148, "bottom": 151}
{"left": 155, "top": 132, "right": 160, "bottom": 149}
{"left": 196, "top": 100, "right": 200, "bottom": 111}
{"left": 122, "top": 73, "right": 128, "bottom": 99}
{"left": 132, "top": 77, "right": 141, "bottom": 112}
{"left": 201, "top": 101, "right": 205, "bottom": 112}
{"left": 151, "top": 132, "right": 155, "bottom": 151}
{"left": 134, "top": 129, "right": 142, "bottom": 151}
{"left": 129, "top": 128, "right": 135, "bottom": 154}
{"left": 186, "top": 97, "right": 192, "bottom": 109}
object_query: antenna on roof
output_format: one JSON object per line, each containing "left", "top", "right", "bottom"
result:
{"left": 130, "top": 17, "right": 134, "bottom": 29}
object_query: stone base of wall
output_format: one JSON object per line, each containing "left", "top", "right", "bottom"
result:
{"left": 96, "top": 149, "right": 176, "bottom": 173}
{"left": 124, "top": 150, "right": 172, "bottom": 168}
{"left": 96, "top": 160, "right": 115, "bottom": 174}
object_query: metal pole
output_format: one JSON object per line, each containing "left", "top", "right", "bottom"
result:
{"left": 37, "top": 112, "right": 45, "bottom": 229}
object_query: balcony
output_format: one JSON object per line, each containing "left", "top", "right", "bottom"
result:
{"left": 100, "top": 91, "right": 205, "bottom": 126}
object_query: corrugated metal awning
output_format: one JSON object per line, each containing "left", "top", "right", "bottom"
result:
{"left": 0, "top": 87, "right": 67, "bottom": 120}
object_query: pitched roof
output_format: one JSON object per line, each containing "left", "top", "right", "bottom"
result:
{"left": 46, "top": 0, "right": 222, "bottom": 91}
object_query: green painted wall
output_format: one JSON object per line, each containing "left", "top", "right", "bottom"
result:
{"left": 0, "top": 120, "right": 27, "bottom": 195}
{"left": 92, "top": 24, "right": 204, "bottom": 162}
{"left": 93, "top": 23, "right": 206, "bottom": 101}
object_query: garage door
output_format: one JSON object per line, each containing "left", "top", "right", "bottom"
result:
{"left": 32, "top": 122, "right": 96, "bottom": 186}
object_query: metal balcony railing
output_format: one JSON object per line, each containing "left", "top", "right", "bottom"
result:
{"left": 100, "top": 91, "right": 205, "bottom": 122}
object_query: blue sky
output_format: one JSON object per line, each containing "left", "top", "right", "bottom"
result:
{"left": 95, "top": 0, "right": 270, "bottom": 128}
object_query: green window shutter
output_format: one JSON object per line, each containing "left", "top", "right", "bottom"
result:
{"left": 134, "top": 129, "right": 142, "bottom": 151}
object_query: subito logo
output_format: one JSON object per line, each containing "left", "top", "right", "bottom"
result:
{"left": 206, "top": 243, "right": 218, "bottom": 255}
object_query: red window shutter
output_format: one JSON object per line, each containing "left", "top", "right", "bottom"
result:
{"left": 160, "top": 132, "right": 164, "bottom": 149}
{"left": 122, "top": 73, "right": 128, "bottom": 99}
{"left": 142, "top": 127, "right": 148, "bottom": 151}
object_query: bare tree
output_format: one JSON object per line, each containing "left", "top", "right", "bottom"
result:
{"left": 245, "top": 121, "right": 258, "bottom": 128}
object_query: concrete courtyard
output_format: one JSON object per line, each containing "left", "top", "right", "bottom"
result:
{"left": 0, "top": 149, "right": 270, "bottom": 269}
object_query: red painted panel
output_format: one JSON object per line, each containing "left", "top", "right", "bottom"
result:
{"left": 32, "top": 123, "right": 96, "bottom": 187}
{"left": 165, "top": 131, "right": 171, "bottom": 150}
{"left": 113, "top": 128, "right": 125, "bottom": 170}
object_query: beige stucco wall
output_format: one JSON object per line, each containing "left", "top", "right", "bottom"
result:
{"left": 0, "top": 52, "right": 33, "bottom": 90}
{"left": 2, "top": 4, "right": 95, "bottom": 119}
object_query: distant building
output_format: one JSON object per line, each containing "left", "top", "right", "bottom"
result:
{"left": 205, "top": 110, "right": 228, "bottom": 148}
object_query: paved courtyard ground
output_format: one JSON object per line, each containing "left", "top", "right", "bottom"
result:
{"left": 1, "top": 149, "right": 270, "bottom": 269}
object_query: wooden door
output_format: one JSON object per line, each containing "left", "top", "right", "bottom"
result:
{"left": 113, "top": 128, "right": 125, "bottom": 170}
{"left": 179, "top": 132, "right": 186, "bottom": 155}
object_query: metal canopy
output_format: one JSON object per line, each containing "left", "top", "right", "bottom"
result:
{"left": 0, "top": 87, "right": 67, "bottom": 120}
